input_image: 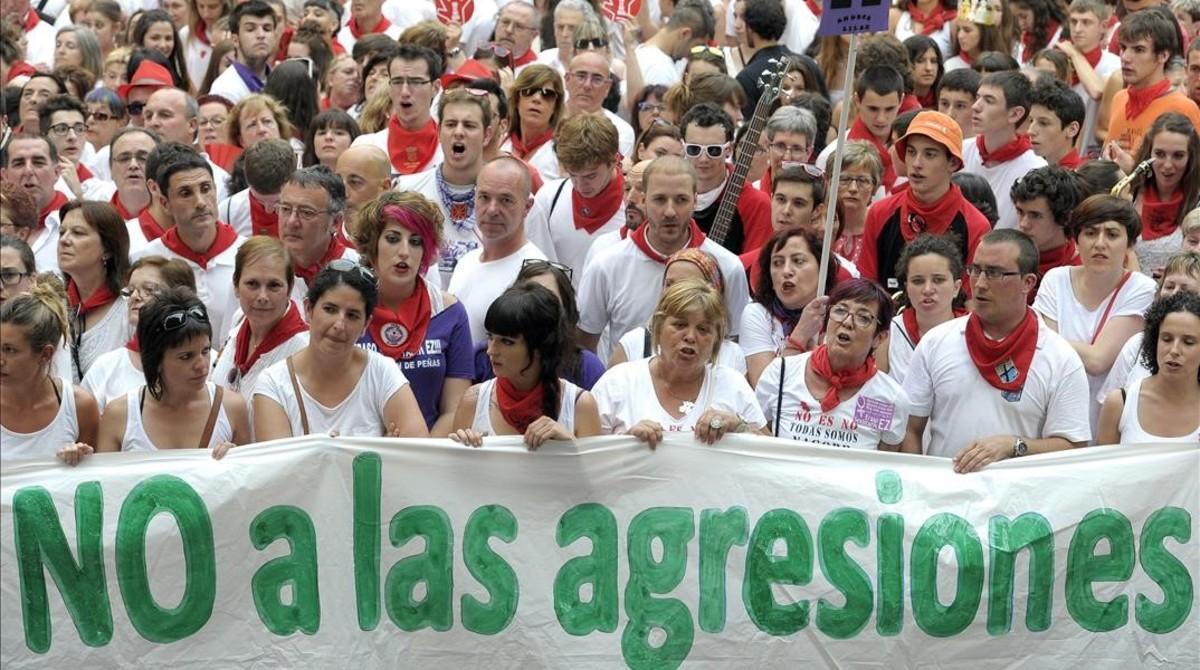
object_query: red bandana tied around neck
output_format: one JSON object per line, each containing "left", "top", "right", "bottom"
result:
{"left": 160, "top": 222, "right": 239, "bottom": 270}
{"left": 965, "top": 308, "right": 1039, "bottom": 391}
{"left": 809, "top": 344, "right": 878, "bottom": 413}
{"left": 1069, "top": 45, "right": 1103, "bottom": 86}
{"left": 110, "top": 192, "right": 143, "bottom": 220}
{"left": 387, "top": 116, "right": 439, "bottom": 174}
{"left": 22, "top": 9, "right": 39, "bottom": 31}
{"left": 805, "top": 0, "right": 822, "bottom": 16}
{"left": 368, "top": 278, "right": 432, "bottom": 359}
{"left": 1020, "top": 21, "right": 1058, "bottom": 63}
{"left": 125, "top": 335, "right": 140, "bottom": 352}
{"left": 294, "top": 236, "right": 350, "bottom": 284}
{"left": 347, "top": 15, "right": 391, "bottom": 39}
{"left": 38, "top": 192, "right": 68, "bottom": 229}
{"left": 976, "top": 134, "right": 1032, "bottom": 165}
{"left": 195, "top": 19, "right": 211, "bottom": 46}
{"left": 76, "top": 163, "right": 93, "bottom": 183}
{"left": 204, "top": 143, "right": 242, "bottom": 173}
{"left": 137, "top": 210, "right": 166, "bottom": 241}
{"left": 898, "top": 183, "right": 965, "bottom": 242}
{"left": 1038, "top": 240, "right": 1078, "bottom": 277}
{"left": 233, "top": 301, "right": 307, "bottom": 376}
{"left": 1140, "top": 187, "right": 1184, "bottom": 241}
{"left": 496, "top": 377, "right": 546, "bottom": 433}
{"left": 513, "top": 49, "right": 537, "bottom": 67}
{"left": 248, "top": 192, "right": 279, "bottom": 237}
{"left": 1058, "top": 149, "right": 1084, "bottom": 170}
{"left": 908, "top": 2, "right": 956, "bottom": 35}
{"left": 67, "top": 278, "right": 118, "bottom": 316}
{"left": 510, "top": 129, "right": 554, "bottom": 159}
{"left": 849, "top": 117, "right": 895, "bottom": 190}
{"left": 1124, "top": 78, "right": 1172, "bottom": 121}
{"left": 573, "top": 168, "right": 624, "bottom": 234}
{"left": 629, "top": 219, "right": 706, "bottom": 263}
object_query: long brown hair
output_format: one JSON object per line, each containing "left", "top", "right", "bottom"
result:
{"left": 1133, "top": 113, "right": 1200, "bottom": 233}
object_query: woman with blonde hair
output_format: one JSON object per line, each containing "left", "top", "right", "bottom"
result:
{"left": 504, "top": 64, "right": 566, "bottom": 180}
{"left": 227, "top": 93, "right": 294, "bottom": 150}
{"left": 663, "top": 72, "right": 747, "bottom": 127}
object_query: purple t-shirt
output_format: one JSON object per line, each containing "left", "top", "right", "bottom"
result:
{"left": 357, "top": 301, "right": 473, "bottom": 428}
{"left": 473, "top": 343, "right": 606, "bottom": 390}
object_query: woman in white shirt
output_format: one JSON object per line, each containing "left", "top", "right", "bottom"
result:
{"left": 1097, "top": 291, "right": 1200, "bottom": 445}
{"left": 96, "top": 287, "right": 251, "bottom": 455}
{"left": 1, "top": 284, "right": 100, "bottom": 463}
{"left": 450, "top": 283, "right": 601, "bottom": 449}
{"left": 59, "top": 200, "right": 131, "bottom": 383}
{"left": 83, "top": 254, "right": 196, "bottom": 408}
{"left": 756, "top": 278, "right": 910, "bottom": 450}
{"left": 211, "top": 237, "right": 309, "bottom": 398}
{"left": 1033, "top": 195, "right": 1157, "bottom": 431}
{"left": 253, "top": 261, "right": 427, "bottom": 440}
{"left": 592, "top": 279, "right": 767, "bottom": 448}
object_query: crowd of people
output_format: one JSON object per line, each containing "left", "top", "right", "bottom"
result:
{"left": 1, "top": 0, "right": 1198, "bottom": 470}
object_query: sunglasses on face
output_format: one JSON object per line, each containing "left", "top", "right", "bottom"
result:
{"left": 575, "top": 37, "right": 608, "bottom": 50}
{"left": 683, "top": 142, "right": 728, "bottom": 158}
{"left": 162, "top": 305, "right": 208, "bottom": 331}
{"left": 127, "top": 101, "right": 146, "bottom": 116}
{"left": 520, "top": 86, "right": 558, "bottom": 100}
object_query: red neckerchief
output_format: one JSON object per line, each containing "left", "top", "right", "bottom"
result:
{"left": 293, "top": 236, "right": 349, "bottom": 284}
{"left": 160, "top": 222, "right": 238, "bottom": 269}
{"left": 629, "top": 219, "right": 706, "bottom": 263}
{"left": 125, "top": 335, "right": 139, "bottom": 352}
{"left": 510, "top": 129, "right": 553, "bottom": 159}
{"left": 76, "top": 163, "right": 93, "bottom": 182}
{"left": 496, "top": 376, "right": 545, "bottom": 433}
{"left": 386, "top": 116, "right": 439, "bottom": 174}
{"left": 368, "top": 278, "right": 432, "bottom": 359}
{"left": 22, "top": 9, "right": 39, "bottom": 31}
{"left": 331, "top": 39, "right": 346, "bottom": 55}
{"left": 1058, "top": 149, "right": 1084, "bottom": 169}
{"left": 38, "top": 192, "right": 68, "bottom": 229}
{"left": 248, "top": 191, "right": 279, "bottom": 237}
{"left": 66, "top": 278, "right": 117, "bottom": 316}
{"left": 109, "top": 192, "right": 134, "bottom": 220}
{"left": 1038, "top": 240, "right": 1078, "bottom": 277}
{"left": 1140, "top": 187, "right": 1184, "bottom": 241}
{"left": 1069, "top": 45, "right": 1103, "bottom": 86}
{"left": 347, "top": 15, "right": 391, "bottom": 39}
{"left": 900, "top": 307, "right": 966, "bottom": 346}
{"left": 958, "top": 50, "right": 974, "bottom": 66}
{"left": 917, "top": 89, "right": 936, "bottom": 109}
{"left": 1124, "top": 78, "right": 1172, "bottom": 121}
{"left": 334, "top": 223, "right": 352, "bottom": 248}
{"left": 805, "top": 0, "right": 822, "bottom": 15}
{"left": 976, "top": 133, "right": 1031, "bottom": 165}
{"left": 204, "top": 143, "right": 242, "bottom": 173}
{"left": 137, "top": 209, "right": 166, "bottom": 241}
{"left": 233, "top": 301, "right": 307, "bottom": 375}
{"left": 572, "top": 167, "right": 623, "bottom": 233}
{"left": 898, "top": 183, "right": 965, "bottom": 242}
{"left": 759, "top": 164, "right": 774, "bottom": 195}
{"left": 908, "top": 2, "right": 956, "bottom": 35}
{"left": 513, "top": 49, "right": 537, "bottom": 67}
{"left": 965, "top": 308, "right": 1039, "bottom": 391}
{"left": 809, "top": 344, "right": 878, "bottom": 413}
{"left": 196, "top": 19, "right": 211, "bottom": 46}
{"left": 320, "top": 94, "right": 332, "bottom": 111}
{"left": 1020, "top": 21, "right": 1058, "bottom": 63}
{"left": 5, "top": 60, "right": 36, "bottom": 83}
{"left": 899, "top": 93, "right": 923, "bottom": 114}
{"left": 849, "top": 117, "right": 895, "bottom": 190}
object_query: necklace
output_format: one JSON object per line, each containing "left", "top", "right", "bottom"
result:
{"left": 653, "top": 361, "right": 703, "bottom": 415}
{"left": 435, "top": 167, "right": 475, "bottom": 234}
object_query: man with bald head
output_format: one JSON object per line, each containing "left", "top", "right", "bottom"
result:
{"left": 447, "top": 156, "right": 548, "bottom": 343}
{"left": 334, "top": 144, "right": 393, "bottom": 244}
{"left": 144, "top": 88, "right": 231, "bottom": 201}
{"left": 576, "top": 155, "right": 750, "bottom": 362}
{"left": 564, "top": 51, "right": 635, "bottom": 157}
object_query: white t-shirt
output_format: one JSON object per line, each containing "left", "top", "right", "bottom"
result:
{"left": 219, "top": 189, "right": 255, "bottom": 238}
{"left": 755, "top": 352, "right": 910, "bottom": 448}
{"left": 616, "top": 326, "right": 748, "bottom": 374}
{"left": 885, "top": 315, "right": 919, "bottom": 385}
{"left": 500, "top": 137, "right": 560, "bottom": 181}
{"left": 1032, "top": 266, "right": 1155, "bottom": 430}
{"left": 739, "top": 302, "right": 786, "bottom": 357}
{"left": 592, "top": 358, "right": 766, "bottom": 435}
{"left": 254, "top": 350, "right": 409, "bottom": 437}
{"left": 447, "top": 241, "right": 547, "bottom": 344}
{"left": 902, "top": 314, "right": 1093, "bottom": 458}
{"left": 209, "top": 65, "right": 255, "bottom": 105}
{"left": 472, "top": 378, "right": 580, "bottom": 435}
{"left": 210, "top": 317, "right": 310, "bottom": 399}
{"left": 636, "top": 43, "right": 681, "bottom": 87}
{"left": 535, "top": 47, "right": 565, "bottom": 75}
{"left": 1075, "top": 51, "right": 1121, "bottom": 155}
{"left": 524, "top": 177, "right": 626, "bottom": 284}
{"left": 25, "top": 18, "right": 56, "bottom": 69}
{"left": 960, "top": 139, "right": 1046, "bottom": 230}
{"left": 1116, "top": 377, "right": 1200, "bottom": 445}
{"left": 179, "top": 27, "right": 213, "bottom": 92}
{"left": 1097, "top": 331, "right": 1151, "bottom": 404}
{"left": 394, "top": 166, "right": 478, "bottom": 286}
{"left": 603, "top": 109, "right": 636, "bottom": 159}
{"left": 81, "top": 346, "right": 144, "bottom": 410}
{"left": 71, "top": 297, "right": 130, "bottom": 383}
{"left": 30, "top": 210, "right": 62, "bottom": 276}
{"left": 122, "top": 383, "right": 233, "bottom": 452}
{"left": 944, "top": 55, "right": 970, "bottom": 72}
{"left": 335, "top": 20, "right": 404, "bottom": 55}
{"left": 0, "top": 377, "right": 79, "bottom": 461}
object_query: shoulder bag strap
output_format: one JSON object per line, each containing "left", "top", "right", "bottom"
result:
{"left": 774, "top": 355, "right": 785, "bottom": 438}
{"left": 286, "top": 356, "right": 311, "bottom": 435}
{"left": 198, "top": 386, "right": 224, "bottom": 448}
{"left": 1090, "top": 271, "right": 1133, "bottom": 344}
{"left": 643, "top": 328, "right": 652, "bottom": 359}
{"left": 550, "top": 179, "right": 569, "bottom": 218}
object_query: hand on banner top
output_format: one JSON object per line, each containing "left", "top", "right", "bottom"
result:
{"left": 816, "top": 0, "right": 890, "bottom": 36}
{"left": 601, "top": 0, "right": 643, "bottom": 22}
{"left": 436, "top": 0, "right": 475, "bottom": 24}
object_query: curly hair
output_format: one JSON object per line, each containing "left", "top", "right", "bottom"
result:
{"left": 1010, "top": 165, "right": 1084, "bottom": 228}
{"left": 353, "top": 191, "right": 444, "bottom": 274}
{"left": 895, "top": 232, "right": 966, "bottom": 310}
{"left": 1139, "top": 290, "right": 1200, "bottom": 383}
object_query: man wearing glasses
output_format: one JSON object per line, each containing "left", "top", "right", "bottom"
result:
{"left": 902, "top": 228, "right": 1091, "bottom": 471}
{"left": 857, "top": 111, "right": 990, "bottom": 291}
{"left": 759, "top": 105, "right": 818, "bottom": 195}
{"left": 352, "top": 44, "right": 444, "bottom": 176}
{"left": 679, "top": 103, "right": 771, "bottom": 255}
{"left": 564, "top": 51, "right": 635, "bottom": 157}
{"left": 277, "top": 166, "right": 360, "bottom": 305}
{"left": 494, "top": 0, "right": 540, "bottom": 71}
{"left": 117, "top": 61, "right": 173, "bottom": 129}
{"left": 100, "top": 128, "right": 161, "bottom": 254}
{"left": 635, "top": 0, "right": 714, "bottom": 87}
{"left": 37, "top": 94, "right": 98, "bottom": 201}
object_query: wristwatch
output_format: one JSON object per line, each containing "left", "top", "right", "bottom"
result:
{"left": 1012, "top": 437, "right": 1028, "bottom": 458}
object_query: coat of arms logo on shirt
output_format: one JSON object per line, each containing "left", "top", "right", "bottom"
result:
{"left": 382, "top": 323, "right": 409, "bottom": 347}
{"left": 995, "top": 358, "right": 1019, "bottom": 384}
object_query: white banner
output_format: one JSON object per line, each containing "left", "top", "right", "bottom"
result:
{"left": 2, "top": 437, "right": 1198, "bottom": 668}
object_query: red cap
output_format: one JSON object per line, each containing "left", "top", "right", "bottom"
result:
{"left": 117, "top": 61, "right": 173, "bottom": 101}
{"left": 440, "top": 59, "right": 498, "bottom": 90}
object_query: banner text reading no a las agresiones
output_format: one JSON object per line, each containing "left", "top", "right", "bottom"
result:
{"left": 2, "top": 437, "right": 1197, "bottom": 668}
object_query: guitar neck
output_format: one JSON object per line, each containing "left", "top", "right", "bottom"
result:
{"left": 707, "top": 81, "right": 778, "bottom": 247}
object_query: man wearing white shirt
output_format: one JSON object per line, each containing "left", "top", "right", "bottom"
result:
{"left": 1055, "top": 0, "right": 1121, "bottom": 155}
{"left": 337, "top": 0, "right": 403, "bottom": 52}
{"left": 960, "top": 71, "right": 1046, "bottom": 230}
{"left": 577, "top": 156, "right": 751, "bottom": 363}
{"left": 636, "top": 0, "right": 712, "bottom": 86}
{"left": 1, "top": 135, "right": 65, "bottom": 275}
{"left": 494, "top": 0, "right": 541, "bottom": 72}
{"left": 143, "top": 88, "right": 232, "bottom": 202}
{"left": 902, "top": 229, "right": 1091, "bottom": 470}
{"left": 536, "top": 0, "right": 593, "bottom": 74}
{"left": 525, "top": 113, "right": 624, "bottom": 285}
{"left": 209, "top": 1, "right": 279, "bottom": 104}
{"left": 352, "top": 43, "right": 445, "bottom": 176}
{"left": 564, "top": 51, "right": 635, "bottom": 157}
{"left": 448, "top": 157, "right": 547, "bottom": 343}
{"left": 219, "top": 139, "right": 294, "bottom": 238}
{"left": 278, "top": 166, "right": 360, "bottom": 305}
{"left": 101, "top": 128, "right": 159, "bottom": 254}
{"left": 4, "top": 0, "right": 56, "bottom": 69}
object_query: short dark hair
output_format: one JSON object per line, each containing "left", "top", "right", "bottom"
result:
{"left": 680, "top": 101, "right": 735, "bottom": 142}
{"left": 22, "top": 72, "right": 66, "bottom": 99}
{"left": 938, "top": 67, "right": 981, "bottom": 97}
{"left": 980, "top": 70, "right": 1033, "bottom": 126}
{"left": 138, "top": 287, "right": 212, "bottom": 400}
{"left": 390, "top": 43, "right": 444, "bottom": 82}
{"left": 156, "top": 148, "right": 213, "bottom": 194}
{"left": 306, "top": 261, "right": 378, "bottom": 316}
{"left": 303, "top": 0, "right": 343, "bottom": 24}
{"left": 754, "top": 228, "right": 839, "bottom": 308}
{"left": 230, "top": 0, "right": 277, "bottom": 34}
{"left": 1069, "top": 194, "right": 1142, "bottom": 244}
{"left": 952, "top": 173, "right": 999, "bottom": 227}
{"left": 245, "top": 138, "right": 297, "bottom": 194}
{"left": 1118, "top": 7, "right": 1180, "bottom": 56}
{"left": 286, "top": 164, "right": 347, "bottom": 213}
{"left": 37, "top": 94, "right": 87, "bottom": 135}
{"left": 772, "top": 163, "right": 825, "bottom": 207}
{"left": 1139, "top": 291, "right": 1200, "bottom": 382}
{"left": 1029, "top": 78, "right": 1085, "bottom": 138}
{"left": 974, "top": 51, "right": 1020, "bottom": 73}
{"left": 1074, "top": 159, "right": 1123, "bottom": 196}
{"left": 854, "top": 65, "right": 905, "bottom": 102}
{"left": 145, "top": 140, "right": 195, "bottom": 188}
{"left": 1, "top": 132, "right": 58, "bottom": 166}
{"left": 741, "top": 0, "right": 785, "bottom": 41}
{"left": 466, "top": 77, "right": 508, "bottom": 120}
{"left": 981, "top": 228, "right": 1039, "bottom": 275}
{"left": 1010, "top": 166, "right": 1083, "bottom": 228}
{"left": 824, "top": 278, "right": 894, "bottom": 335}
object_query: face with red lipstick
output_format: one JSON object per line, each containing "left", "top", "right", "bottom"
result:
{"left": 375, "top": 222, "right": 425, "bottom": 292}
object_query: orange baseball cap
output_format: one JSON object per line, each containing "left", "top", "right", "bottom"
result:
{"left": 895, "top": 111, "right": 965, "bottom": 168}
{"left": 117, "top": 61, "right": 173, "bottom": 101}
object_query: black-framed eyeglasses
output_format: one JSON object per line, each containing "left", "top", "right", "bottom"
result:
{"left": 328, "top": 258, "right": 377, "bottom": 283}
{"left": 389, "top": 77, "right": 432, "bottom": 89}
{"left": 49, "top": 122, "right": 87, "bottom": 137}
{"left": 575, "top": 37, "right": 608, "bottom": 50}
{"left": 522, "top": 258, "right": 573, "bottom": 280}
{"left": 520, "top": 86, "right": 558, "bottom": 100}
{"left": 838, "top": 175, "right": 876, "bottom": 188}
{"left": 163, "top": 305, "right": 209, "bottom": 331}
{"left": 828, "top": 304, "right": 879, "bottom": 329}
{"left": 966, "top": 265, "right": 1023, "bottom": 281}
{"left": 683, "top": 142, "right": 728, "bottom": 158}
{"left": 0, "top": 269, "right": 32, "bottom": 286}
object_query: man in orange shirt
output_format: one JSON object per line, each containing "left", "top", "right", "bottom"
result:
{"left": 1105, "top": 10, "right": 1200, "bottom": 156}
